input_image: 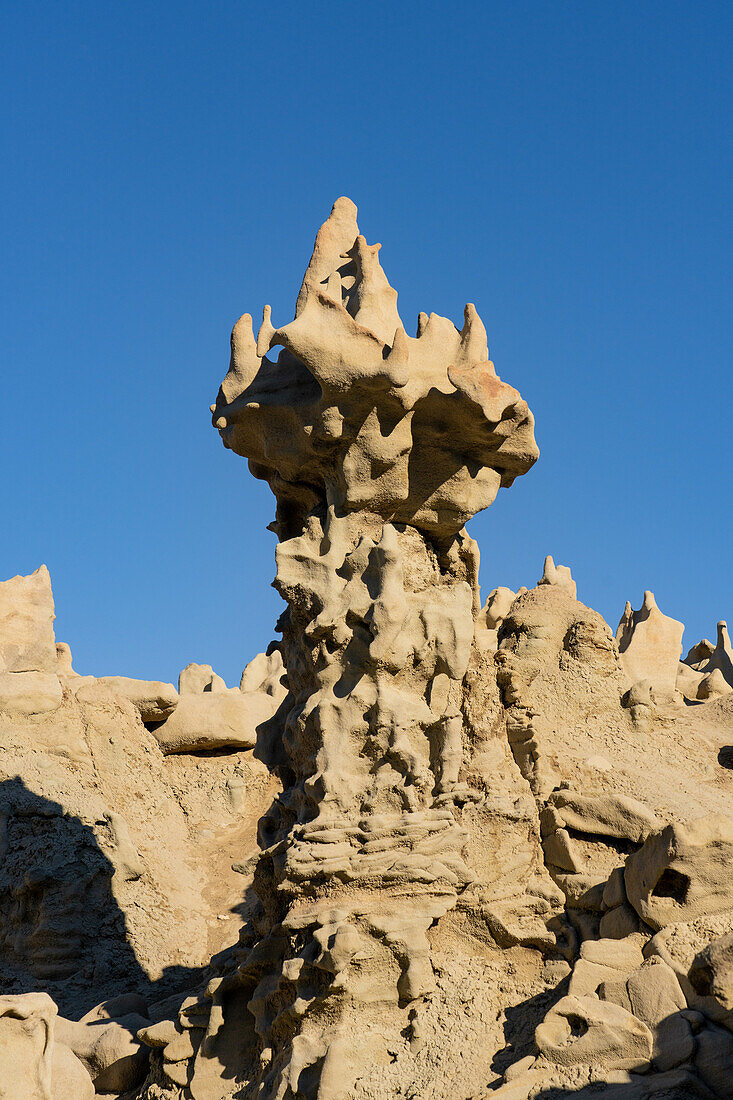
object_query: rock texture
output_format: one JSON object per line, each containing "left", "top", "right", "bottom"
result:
{"left": 0, "top": 566, "right": 62, "bottom": 716}
{"left": 616, "top": 590, "right": 684, "bottom": 696}
{"left": 2, "top": 198, "right": 733, "bottom": 1100}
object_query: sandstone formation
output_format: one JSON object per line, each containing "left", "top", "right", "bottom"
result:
{"left": 616, "top": 591, "right": 684, "bottom": 696}
{"left": 0, "top": 565, "right": 62, "bottom": 716}
{"left": 2, "top": 198, "right": 733, "bottom": 1099}
{"left": 538, "top": 555, "right": 577, "bottom": 599}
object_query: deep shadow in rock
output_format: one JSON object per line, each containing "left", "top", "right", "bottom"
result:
{"left": 718, "top": 745, "right": 733, "bottom": 769}
{"left": 526, "top": 1078, "right": 712, "bottom": 1098}
{"left": 0, "top": 778, "right": 154, "bottom": 1017}
{"left": 0, "top": 777, "right": 262, "bottom": 1024}
{"left": 490, "top": 978, "right": 571, "bottom": 1079}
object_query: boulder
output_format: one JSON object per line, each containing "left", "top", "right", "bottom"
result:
{"left": 548, "top": 789, "right": 659, "bottom": 843}
{"left": 543, "top": 827, "right": 585, "bottom": 873}
{"left": 535, "top": 993, "right": 653, "bottom": 1069}
{"left": 76, "top": 676, "right": 178, "bottom": 722}
{"left": 695, "top": 1023, "right": 733, "bottom": 1098}
{"left": 56, "top": 1011, "right": 150, "bottom": 1095}
{"left": 568, "top": 939, "right": 645, "bottom": 998}
{"left": 179, "top": 662, "right": 228, "bottom": 694}
{"left": 51, "top": 1042, "right": 95, "bottom": 1099}
{"left": 150, "top": 690, "right": 277, "bottom": 754}
{"left": 689, "top": 931, "right": 733, "bottom": 1011}
{"left": 623, "top": 957, "right": 692, "bottom": 1069}
{"left": 697, "top": 667, "right": 732, "bottom": 700}
{"left": 0, "top": 565, "right": 57, "bottom": 674}
{"left": 603, "top": 867, "right": 627, "bottom": 909}
{"left": 651, "top": 1012, "right": 695, "bottom": 1072}
{"left": 0, "top": 992, "right": 57, "bottom": 1100}
{"left": 599, "top": 904, "right": 642, "bottom": 940}
{"left": 626, "top": 958, "right": 686, "bottom": 1029}
{"left": 625, "top": 815, "right": 733, "bottom": 929}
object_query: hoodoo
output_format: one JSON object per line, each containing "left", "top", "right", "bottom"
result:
{"left": 208, "top": 196, "right": 539, "bottom": 1096}
{"left": 2, "top": 201, "right": 733, "bottom": 1100}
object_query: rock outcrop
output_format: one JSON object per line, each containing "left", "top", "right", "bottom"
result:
{"left": 616, "top": 591, "right": 684, "bottom": 696}
{"left": 2, "top": 198, "right": 733, "bottom": 1100}
{"left": 198, "top": 195, "right": 540, "bottom": 1098}
{"left": 0, "top": 566, "right": 62, "bottom": 716}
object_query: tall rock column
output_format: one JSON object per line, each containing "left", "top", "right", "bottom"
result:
{"left": 210, "top": 198, "right": 538, "bottom": 1098}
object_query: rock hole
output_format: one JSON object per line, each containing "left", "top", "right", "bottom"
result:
{"left": 652, "top": 868, "right": 690, "bottom": 903}
{"left": 566, "top": 1013, "right": 588, "bottom": 1037}
{"left": 718, "top": 746, "right": 733, "bottom": 769}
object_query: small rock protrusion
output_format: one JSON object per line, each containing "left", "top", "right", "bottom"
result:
{"left": 537, "top": 555, "right": 577, "bottom": 599}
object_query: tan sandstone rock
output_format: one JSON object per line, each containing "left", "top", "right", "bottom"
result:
{"left": 75, "top": 676, "right": 179, "bottom": 722}
{"left": 625, "top": 815, "right": 733, "bottom": 929}
{"left": 534, "top": 993, "right": 653, "bottom": 1070}
{"left": 0, "top": 565, "right": 57, "bottom": 674}
{"left": 537, "top": 554, "right": 577, "bottom": 599}
{"left": 150, "top": 690, "right": 276, "bottom": 753}
{"left": 698, "top": 666, "right": 733, "bottom": 700}
{"left": 6, "top": 197, "right": 733, "bottom": 1100}
{"left": 616, "top": 591, "right": 684, "bottom": 695}
{"left": 179, "top": 662, "right": 218, "bottom": 694}
{"left": 0, "top": 565, "right": 62, "bottom": 715}
{"left": 51, "top": 1043, "right": 95, "bottom": 1100}
{"left": 56, "top": 1011, "right": 149, "bottom": 1095}
{"left": 0, "top": 992, "right": 57, "bottom": 1100}
{"left": 689, "top": 931, "right": 733, "bottom": 1012}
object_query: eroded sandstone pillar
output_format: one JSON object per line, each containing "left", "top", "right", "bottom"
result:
{"left": 210, "top": 198, "right": 538, "bottom": 1097}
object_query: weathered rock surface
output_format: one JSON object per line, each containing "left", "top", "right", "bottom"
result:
{"left": 0, "top": 575, "right": 281, "bottom": 1024}
{"left": 0, "top": 566, "right": 57, "bottom": 675}
{"left": 151, "top": 690, "right": 277, "bottom": 753}
{"left": 3, "top": 198, "right": 733, "bottom": 1100}
{"left": 625, "top": 815, "right": 733, "bottom": 929}
{"left": 0, "top": 566, "right": 62, "bottom": 716}
{"left": 0, "top": 992, "right": 57, "bottom": 1099}
{"left": 537, "top": 554, "right": 577, "bottom": 599}
{"left": 694, "top": 620, "right": 733, "bottom": 688}
{"left": 535, "top": 993, "right": 653, "bottom": 1069}
{"left": 616, "top": 591, "right": 684, "bottom": 695}
{"left": 689, "top": 930, "right": 733, "bottom": 1011}
{"left": 76, "top": 676, "right": 179, "bottom": 721}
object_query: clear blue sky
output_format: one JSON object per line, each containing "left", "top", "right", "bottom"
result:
{"left": 2, "top": 2, "right": 731, "bottom": 686}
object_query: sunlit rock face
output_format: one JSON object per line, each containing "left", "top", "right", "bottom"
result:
{"left": 8, "top": 200, "right": 733, "bottom": 1100}
{"left": 203, "top": 200, "right": 541, "bottom": 1098}
{"left": 212, "top": 196, "right": 538, "bottom": 540}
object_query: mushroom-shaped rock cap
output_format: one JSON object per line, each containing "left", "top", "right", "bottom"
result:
{"left": 212, "top": 199, "right": 539, "bottom": 540}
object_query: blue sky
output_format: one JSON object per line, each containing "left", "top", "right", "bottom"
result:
{"left": 2, "top": 2, "right": 731, "bottom": 686}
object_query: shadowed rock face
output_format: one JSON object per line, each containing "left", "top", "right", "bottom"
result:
{"left": 212, "top": 196, "right": 538, "bottom": 540}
